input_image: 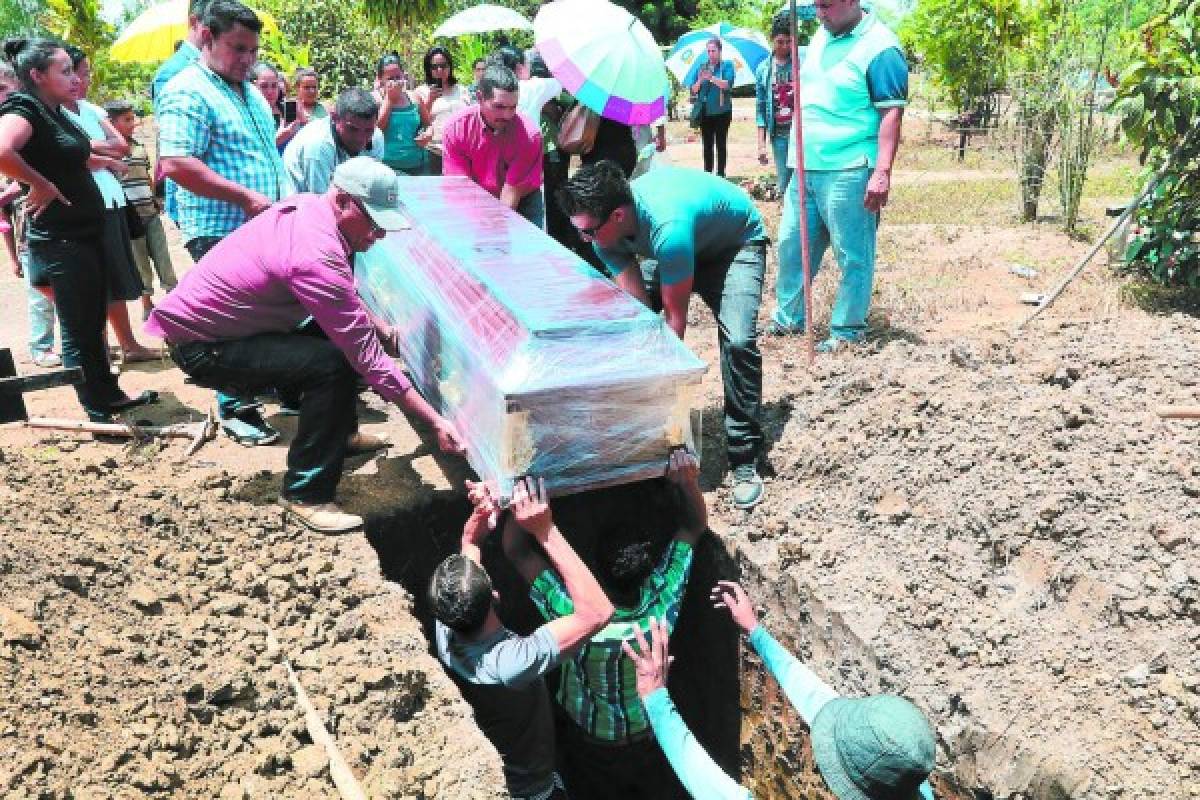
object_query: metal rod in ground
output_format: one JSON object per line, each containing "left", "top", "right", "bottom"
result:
{"left": 788, "top": 0, "right": 815, "bottom": 366}
{"left": 1013, "top": 131, "right": 1194, "bottom": 333}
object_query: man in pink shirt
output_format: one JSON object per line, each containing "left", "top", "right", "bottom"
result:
{"left": 442, "top": 64, "right": 544, "bottom": 229}
{"left": 146, "top": 157, "right": 465, "bottom": 533}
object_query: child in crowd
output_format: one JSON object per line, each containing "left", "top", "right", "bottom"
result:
{"left": 105, "top": 100, "right": 177, "bottom": 320}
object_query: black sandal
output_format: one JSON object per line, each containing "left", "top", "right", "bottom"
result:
{"left": 105, "top": 390, "right": 160, "bottom": 412}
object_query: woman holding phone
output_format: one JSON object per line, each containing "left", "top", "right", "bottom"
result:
{"left": 252, "top": 62, "right": 300, "bottom": 152}
{"left": 412, "top": 46, "right": 468, "bottom": 175}
{"left": 691, "top": 37, "right": 735, "bottom": 177}
{"left": 373, "top": 52, "right": 430, "bottom": 176}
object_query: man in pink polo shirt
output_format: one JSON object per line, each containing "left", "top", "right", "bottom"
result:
{"left": 146, "top": 157, "right": 465, "bottom": 533}
{"left": 442, "top": 63, "right": 545, "bottom": 229}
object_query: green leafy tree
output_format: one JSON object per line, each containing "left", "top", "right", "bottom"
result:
{"left": 619, "top": 0, "right": 697, "bottom": 44}
{"left": 899, "top": 0, "right": 1024, "bottom": 117}
{"left": 1114, "top": 0, "right": 1200, "bottom": 286}
{"left": 1, "top": 0, "right": 44, "bottom": 39}
{"left": 259, "top": 0, "right": 399, "bottom": 91}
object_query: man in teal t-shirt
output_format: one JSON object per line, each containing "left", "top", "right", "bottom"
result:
{"left": 557, "top": 162, "right": 769, "bottom": 509}
{"left": 770, "top": 0, "right": 908, "bottom": 351}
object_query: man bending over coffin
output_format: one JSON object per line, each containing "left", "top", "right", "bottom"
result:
{"left": 146, "top": 157, "right": 464, "bottom": 533}
{"left": 431, "top": 477, "right": 614, "bottom": 800}
{"left": 558, "top": 162, "right": 769, "bottom": 510}
{"left": 502, "top": 449, "right": 708, "bottom": 799}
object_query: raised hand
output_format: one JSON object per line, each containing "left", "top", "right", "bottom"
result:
{"left": 434, "top": 417, "right": 466, "bottom": 456}
{"left": 511, "top": 475, "right": 553, "bottom": 539}
{"left": 710, "top": 580, "right": 759, "bottom": 634}
{"left": 665, "top": 446, "right": 699, "bottom": 487}
{"left": 621, "top": 617, "right": 673, "bottom": 698}
{"left": 462, "top": 479, "right": 498, "bottom": 547}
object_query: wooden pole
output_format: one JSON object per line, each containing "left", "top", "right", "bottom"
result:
{"left": 26, "top": 417, "right": 202, "bottom": 439}
{"left": 1157, "top": 406, "right": 1200, "bottom": 420}
{"left": 788, "top": 0, "right": 815, "bottom": 366}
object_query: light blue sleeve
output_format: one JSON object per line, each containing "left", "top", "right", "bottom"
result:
{"left": 748, "top": 627, "right": 937, "bottom": 800}
{"left": 643, "top": 689, "right": 753, "bottom": 800}
{"left": 747, "top": 626, "right": 840, "bottom": 725}
{"left": 156, "top": 86, "right": 210, "bottom": 159}
{"left": 753, "top": 61, "right": 769, "bottom": 128}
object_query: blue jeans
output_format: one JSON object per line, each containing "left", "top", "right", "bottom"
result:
{"left": 23, "top": 252, "right": 56, "bottom": 356}
{"left": 773, "top": 167, "right": 878, "bottom": 341}
{"left": 169, "top": 331, "right": 358, "bottom": 503}
{"left": 771, "top": 132, "right": 793, "bottom": 195}
{"left": 26, "top": 236, "right": 123, "bottom": 412}
{"left": 641, "top": 242, "right": 765, "bottom": 466}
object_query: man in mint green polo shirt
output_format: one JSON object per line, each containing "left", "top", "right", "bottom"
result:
{"left": 769, "top": 0, "right": 908, "bottom": 351}
{"left": 557, "top": 162, "right": 769, "bottom": 509}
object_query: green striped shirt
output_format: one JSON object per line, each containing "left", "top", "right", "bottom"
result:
{"left": 530, "top": 540, "right": 694, "bottom": 741}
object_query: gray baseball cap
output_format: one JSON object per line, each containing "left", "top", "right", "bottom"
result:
{"left": 331, "top": 157, "right": 408, "bottom": 231}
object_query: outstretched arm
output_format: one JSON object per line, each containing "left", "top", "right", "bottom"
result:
{"left": 666, "top": 448, "right": 707, "bottom": 546}
{"left": 710, "top": 581, "right": 838, "bottom": 724}
{"left": 501, "top": 508, "right": 551, "bottom": 584}
{"left": 511, "top": 476, "right": 614, "bottom": 656}
{"left": 623, "top": 619, "right": 752, "bottom": 800}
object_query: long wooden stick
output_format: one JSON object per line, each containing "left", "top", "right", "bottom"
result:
{"left": 25, "top": 417, "right": 201, "bottom": 439}
{"left": 1157, "top": 406, "right": 1200, "bottom": 420}
{"left": 789, "top": 0, "right": 815, "bottom": 367}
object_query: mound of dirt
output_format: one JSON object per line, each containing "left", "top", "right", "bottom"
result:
{"left": 714, "top": 313, "right": 1200, "bottom": 799}
{"left": 0, "top": 446, "right": 504, "bottom": 800}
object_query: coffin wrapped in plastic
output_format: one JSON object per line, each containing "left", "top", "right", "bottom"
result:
{"left": 356, "top": 176, "right": 707, "bottom": 498}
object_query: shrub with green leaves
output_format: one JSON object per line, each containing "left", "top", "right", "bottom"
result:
{"left": 899, "top": 0, "right": 1024, "bottom": 117}
{"left": 1115, "top": 0, "right": 1200, "bottom": 287}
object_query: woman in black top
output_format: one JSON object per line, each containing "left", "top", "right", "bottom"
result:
{"left": 0, "top": 37, "right": 155, "bottom": 420}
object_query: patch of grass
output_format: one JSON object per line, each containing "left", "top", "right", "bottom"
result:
{"left": 1081, "top": 162, "right": 1142, "bottom": 201}
{"left": 1118, "top": 281, "right": 1200, "bottom": 315}
{"left": 888, "top": 177, "right": 1017, "bottom": 226}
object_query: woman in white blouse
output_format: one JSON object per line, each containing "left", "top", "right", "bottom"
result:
{"left": 412, "top": 46, "right": 469, "bottom": 175}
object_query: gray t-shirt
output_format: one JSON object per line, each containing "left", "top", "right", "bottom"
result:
{"left": 435, "top": 621, "right": 561, "bottom": 797}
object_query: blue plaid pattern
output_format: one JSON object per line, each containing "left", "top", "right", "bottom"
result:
{"left": 157, "top": 62, "right": 286, "bottom": 241}
{"left": 152, "top": 42, "right": 199, "bottom": 224}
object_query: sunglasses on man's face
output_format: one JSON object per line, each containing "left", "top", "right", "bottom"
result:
{"left": 579, "top": 209, "right": 615, "bottom": 239}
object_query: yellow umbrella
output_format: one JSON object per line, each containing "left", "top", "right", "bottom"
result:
{"left": 110, "top": 0, "right": 280, "bottom": 63}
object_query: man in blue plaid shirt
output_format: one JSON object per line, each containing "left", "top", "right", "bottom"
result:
{"left": 157, "top": 0, "right": 288, "bottom": 444}
{"left": 502, "top": 448, "right": 708, "bottom": 799}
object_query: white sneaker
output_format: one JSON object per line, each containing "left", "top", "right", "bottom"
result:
{"left": 31, "top": 351, "right": 62, "bottom": 368}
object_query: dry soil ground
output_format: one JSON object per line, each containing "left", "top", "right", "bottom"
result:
{"left": 1, "top": 99, "right": 1197, "bottom": 800}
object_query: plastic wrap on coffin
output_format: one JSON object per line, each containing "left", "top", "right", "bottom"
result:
{"left": 356, "top": 176, "right": 707, "bottom": 498}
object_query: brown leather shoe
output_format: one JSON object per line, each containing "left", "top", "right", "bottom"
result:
{"left": 346, "top": 432, "right": 390, "bottom": 455}
{"left": 278, "top": 498, "right": 364, "bottom": 533}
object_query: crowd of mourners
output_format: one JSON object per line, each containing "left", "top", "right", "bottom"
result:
{"left": 0, "top": 0, "right": 937, "bottom": 797}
